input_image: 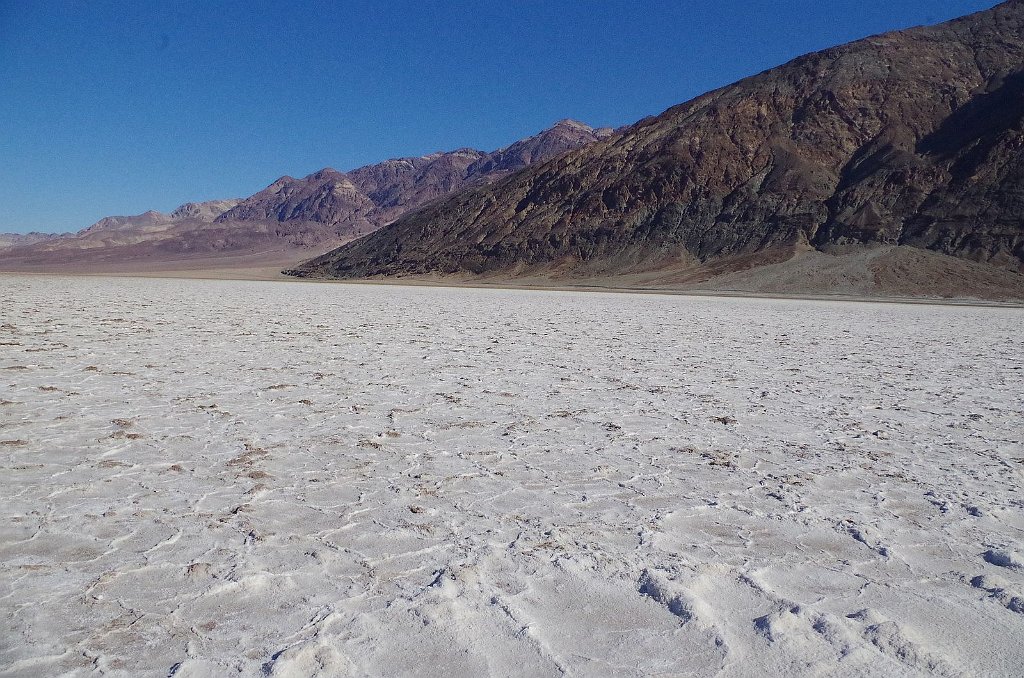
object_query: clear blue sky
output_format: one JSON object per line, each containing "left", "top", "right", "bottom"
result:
{"left": 0, "top": 0, "right": 997, "bottom": 233}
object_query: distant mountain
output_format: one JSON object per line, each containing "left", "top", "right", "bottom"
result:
{"left": 292, "top": 1, "right": 1024, "bottom": 299}
{"left": 213, "top": 168, "right": 379, "bottom": 235}
{"left": 75, "top": 202, "right": 247, "bottom": 240}
{"left": 0, "top": 199, "right": 242, "bottom": 261}
{"left": 0, "top": 232, "right": 59, "bottom": 251}
{"left": 214, "top": 119, "right": 613, "bottom": 232}
{"left": 169, "top": 199, "right": 246, "bottom": 222}
{"left": 0, "top": 120, "right": 610, "bottom": 271}
{"left": 80, "top": 210, "right": 178, "bottom": 236}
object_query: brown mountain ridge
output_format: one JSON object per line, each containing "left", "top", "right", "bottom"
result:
{"left": 0, "top": 120, "right": 611, "bottom": 270}
{"left": 292, "top": 1, "right": 1024, "bottom": 299}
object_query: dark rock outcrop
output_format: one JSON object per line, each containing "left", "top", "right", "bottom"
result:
{"left": 294, "top": 1, "right": 1024, "bottom": 284}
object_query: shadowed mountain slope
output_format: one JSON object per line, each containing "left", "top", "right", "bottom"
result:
{"left": 293, "top": 1, "right": 1024, "bottom": 299}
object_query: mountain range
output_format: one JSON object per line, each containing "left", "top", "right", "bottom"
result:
{"left": 0, "top": 120, "right": 612, "bottom": 270}
{"left": 291, "top": 1, "right": 1024, "bottom": 299}
{"left": 4, "top": 2, "right": 1024, "bottom": 299}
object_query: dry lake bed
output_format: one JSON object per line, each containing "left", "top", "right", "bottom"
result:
{"left": 1, "top": 274, "right": 1023, "bottom": 677}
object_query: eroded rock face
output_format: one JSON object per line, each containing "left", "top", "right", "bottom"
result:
{"left": 297, "top": 1, "right": 1024, "bottom": 280}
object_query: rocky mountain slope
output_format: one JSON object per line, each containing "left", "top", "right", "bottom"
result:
{"left": 213, "top": 119, "right": 613, "bottom": 233}
{"left": 293, "top": 1, "right": 1024, "bottom": 298}
{"left": 0, "top": 121, "right": 610, "bottom": 270}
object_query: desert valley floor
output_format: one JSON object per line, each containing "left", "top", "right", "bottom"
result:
{"left": 1, "top": 274, "right": 1023, "bottom": 677}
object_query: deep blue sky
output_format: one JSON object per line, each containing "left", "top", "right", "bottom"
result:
{"left": 0, "top": 0, "right": 997, "bottom": 233}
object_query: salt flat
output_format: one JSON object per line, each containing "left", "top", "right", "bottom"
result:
{"left": 1, "top": 274, "right": 1022, "bottom": 677}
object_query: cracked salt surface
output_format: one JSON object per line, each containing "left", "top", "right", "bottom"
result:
{"left": 1, "top": 274, "right": 1022, "bottom": 677}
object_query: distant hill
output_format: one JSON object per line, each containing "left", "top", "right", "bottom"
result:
{"left": 0, "top": 120, "right": 611, "bottom": 270}
{"left": 0, "top": 232, "right": 59, "bottom": 250}
{"left": 292, "top": 1, "right": 1024, "bottom": 300}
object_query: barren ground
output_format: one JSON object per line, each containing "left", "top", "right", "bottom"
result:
{"left": 1, "top": 274, "right": 1022, "bottom": 677}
